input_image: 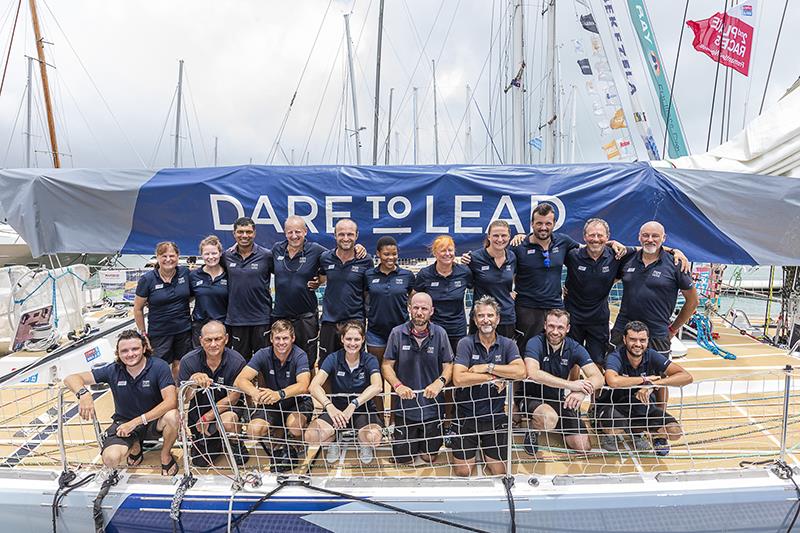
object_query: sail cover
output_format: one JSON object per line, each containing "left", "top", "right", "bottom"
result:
{"left": 0, "top": 162, "right": 797, "bottom": 265}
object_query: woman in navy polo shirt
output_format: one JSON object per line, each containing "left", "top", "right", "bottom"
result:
{"left": 189, "top": 235, "right": 228, "bottom": 347}
{"left": 305, "top": 321, "right": 383, "bottom": 465}
{"left": 467, "top": 220, "right": 517, "bottom": 339}
{"left": 413, "top": 235, "right": 473, "bottom": 354}
{"left": 134, "top": 241, "right": 192, "bottom": 379}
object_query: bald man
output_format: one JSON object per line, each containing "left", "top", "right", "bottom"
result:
{"left": 382, "top": 292, "right": 453, "bottom": 464}
{"left": 610, "top": 221, "right": 698, "bottom": 359}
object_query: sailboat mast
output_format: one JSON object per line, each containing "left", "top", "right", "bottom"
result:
{"left": 432, "top": 60, "right": 440, "bottom": 164}
{"left": 384, "top": 87, "right": 393, "bottom": 165}
{"left": 465, "top": 84, "right": 472, "bottom": 163}
{"left": 25, "top": 56, "right": 33, "bottom": 167}
{"left": 568, "top": 85, "right": 577, "bottom": 163}
{"left": 544, "top": 0, "right": 557, "bottom": 164}
{"left": 28, "top": 0, "right": 59, "bottom": 168}
{"left": 173, "top": 59, "right": 184, "bottom": 168}
{"left": 412, "top": 87, "right": 419, "bottom": 164}
{"left": 372, "top": 0, "right": 385, "bottom": 165}
{"left": 511, "top": 0, "right": 526, "bottom": 164}
{"left": 344, "top": 14, "right": 362, "bottom": 165}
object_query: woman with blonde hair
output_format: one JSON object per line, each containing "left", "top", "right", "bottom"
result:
{"left": 189, "top": 235, "right": 228, "bottom": 347}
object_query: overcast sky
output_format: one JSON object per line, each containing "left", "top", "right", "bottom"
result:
{"left": 0, "top": 0, "right": 796, "bottom": 169}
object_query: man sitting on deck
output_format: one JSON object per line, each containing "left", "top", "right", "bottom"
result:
{"left": 522, "top": 309, "right": 604, "bottom": 454}
{"left": 452, "top": 296, "right": 526, "bottom": 477}
{"left": 382, "top": 292, "right": 453, "bottom": 465}
{"left": 64, "top": 330, "right": 181, "bottom": 476}
{"left": 598, "top": 321, "right": 693, "bottom": 455}
{"left": 178, "top": 320, "right": 248, "bottom": 467}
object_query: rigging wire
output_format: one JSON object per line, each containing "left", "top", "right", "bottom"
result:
{"left": 265, "top": 0, "right": 335, "bottom": 164}
{"left": 183, "top": 94, "right": 197, "bottom": 167}
{"left": 149, "top": 85, "right": 178, "bottom": 168}
{"left": 662, "top": 0, "right": 689, "bottom": 158}
{"left": 183, "top": 66, "right": 210, "bottom": 165}
{"left": 0, "top": 0, "right": 21, "bottom": 98}
{"left": 705, "top": 0, "right": 730, "bottom": 152}
{"left": 758, "top": 0, "right": 789, "bottom": 114}
{"left": 301, "top": 35, "right": 345, "bottom": 163}
{"left": 1, "top": 86, "right": 26, "bottom": 166}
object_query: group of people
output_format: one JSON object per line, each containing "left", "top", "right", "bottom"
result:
{"left": 65, "top": 204, "right": 699, "bottom": 476}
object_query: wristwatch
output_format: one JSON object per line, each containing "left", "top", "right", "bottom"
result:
{"left": 438, "top": 376, "right": 447, "bottom": 385}
{"left": 350, "top": 398, "right": 360, "bottom": 408}
{"left": 487, "top": 363, "right": 496, "bottom": 375}
{"left": 76, "top": 387, "right": 89, "bottom": 399}
{"left": 278, "top": 389, "right": 286, "bottom": 400}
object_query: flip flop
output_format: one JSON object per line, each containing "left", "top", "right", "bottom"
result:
{"left": 126, "top": 444, "right": 144, "bottom": 467}
{"left": 161, "top": 454, "right": 179, "bottom": 476}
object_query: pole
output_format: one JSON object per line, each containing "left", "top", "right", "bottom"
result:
{"left": 544, "top": 0, "right": 557, "bottom": 164}
{"left": 28, "top": 0, "right": 59, "bottom": 167}
{"left": 465, "top": 84, "right": 472, "bottom": 163}
{"left": 569, "top": 85, "right": 577, "bottom": 163}
{"left": 25, "top": 56, "right": 33, "bottom": 167}
{"left": 764, "top": 265, "right": 776, "bottom": 337}
{"left": 213, "top": 136, "right": 218, "bottom": 166}
{"left": 344, "top": 14, "right": 362, "bottom": 165}
{"left": 432, "top": 60, "right": 440, "bottom": 164}
{"left": 412, "top": 87, "right": 419, "bottom": 164}
{"left": 780, "top": 365, "right": 791, "bottom": 462}
{"left": 173, "top": 59, "right": 184, "bottom": 168}
{"left": 511, "top": 0, "right": 526, "bottom": 164}
{"left": 384, "top": 87, "right": 393, "bottom": 165}
{"left": 372, "top": 0, "right": 385, "bottom": 165}
{"left": 505, "top": 382, "right": 515, "bottom": 475}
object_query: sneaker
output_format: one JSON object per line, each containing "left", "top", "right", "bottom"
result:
{"left": 523, "top": 431, "right": 539, "bottom": 455}
{"left": 270, "top": 446, "right": 292, "bottom": 473}
{"left": 652, "top": 437, "right": 670, "bottom": 456}
{"left": 600, "top": 434, "right": 623, "bottom": 452}
{"left": 325, "top": 442, "right": 341, "bottom": 464}
{"left": 230, "top": 439, "right": 250, "bottom": 467}
{"left": 443, "top": 424, "right": 458, "bottom": 449}
{"left": 359, "top": 445, "right": 374, "bottom": 465}
{"left": 630, "top": 434, "right": 652, "bottom": 452}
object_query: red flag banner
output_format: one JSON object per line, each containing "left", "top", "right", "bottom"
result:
{"left": 687, "top": 12, "right": 753, "bottom": 76}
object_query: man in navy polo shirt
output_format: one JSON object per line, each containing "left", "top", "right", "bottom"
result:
{"left": 452, "top": 296, "right": 526, "bottom": 477}
{"left": 234, "top": 320, "right": 312, "bottom": 471}
{"left": 610, "top": 221, "right": 698, "bottom": 360}
{"left": 65, "top": 330, "right": 181, "bottom": 476}
{"left": 382, "top": 292, "right": 453, "bottom": 464}
{"left": 523, "top": 309, "right": 604, "bottom": 454}
{"left": 318, "top": 219, "right": 373, "bottom": 363}
{"left": 599, "top": 321, "right": 692, "bottom": 455}
{"left": 223, "top": 216, "right": 274, "bottom": 361}
{"left": 271, "top": 216, "right": 328, "bottom": 368}
{"left": 178, "top": 321, "right": 248, "bottom": 467}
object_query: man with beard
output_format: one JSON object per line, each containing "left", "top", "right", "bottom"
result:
{"left": 382, "top": 292, "right": 453, "bottom": 464}
{"left": 599, "top": 321, "right": 692, "bottom": 455}
{"left": 223, "top": 217, "right": 273, "bottom": 360}
{"left": 65, "top": 330, "right": 181, "bottom": 476}
{"left": 522, "top": 309, "right": 604, "bottom": 453}
{"left": 451, "top": 296, "right": 526, "bottom": 477}
{"left": 318, "top": 219, "right": 373, "bottom": 364}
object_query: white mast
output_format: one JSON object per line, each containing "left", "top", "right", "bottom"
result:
{"left": 25, "top": 56, "right": 33, "bottom": 167}
{"left": 173, "top": 59, "right": 184, "bottom": 168}
{"left": 384, "top": 87, "right": 394, "bottom": 165}
{"left": 372, "top": 0, "right": 385, "bottom": 165}
{"left": 511, "top": 0, "right": 526, "bottom": 164}
{"left": 213, "top": 136, "right": 219, "bottom": 166}
{"left": 544, "top": 0, "right": 557, "bottom": 164}
{"left": 412, "top": 87, "right": 419, "bottom": 164}
{"left": 465, "top": 84, "right": 473, "bottom": 163}
{"left": 344, "top": 14, "right": 362, "bottom": 165}
{"left": 568, "top": 85, "right": 577, "bottom": 163}
{"left": 432, "top": 60, "right": 440, "bottom": 164}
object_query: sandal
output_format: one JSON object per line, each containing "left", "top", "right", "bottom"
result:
{"left": 161, "top": 454, "right": 179, "bottom": 476}
{"left": 127, "top": 443, "right": 144, "bottom": 467}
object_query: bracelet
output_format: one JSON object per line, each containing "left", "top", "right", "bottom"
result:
{"left": 392, "top": 382, "right": 403, "bottom": 390}
{"left": 323, "top": 402, "right": 332, "bottom": 410}
{"left": 668, "top": 324, "right": 677, "bottom": 334}
{"left": 140, "top": 414, "right": 147, "bottom": 426}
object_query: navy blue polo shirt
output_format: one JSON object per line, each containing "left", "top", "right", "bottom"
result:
{"left": 512, "top": 233, "right": 580, "bottom": 309}
{"left": 564, "top": 246, "right": 635, "bottom": 325}
{"left": 468, "top": 247, "right": 516, "bottom": 325}
{"left": 319, "top": 349, "right": 380, "bottom": 413}
{"left": 189, "top": 268, "right": 228, "bottom": 323}
{"left": 384, "top": 322, "right": 453, "bottom": 422}
{"left": 247, "top": 345, "right": 310, "bottom": 391}
{"left": 178, "top": 347, "right": 246, "bottom": 422}
{"left": 606, "top": 346, "right": 671, "bottom": 404}
{"left": 135, "top": 266, "right": 192, "bottom": 337}
{"left": 365, "top": 266, "right": 415, "bottom": 339}
{"left": 91, "top": 357, "right": 175, "bottom": 423}
{"left": 454, "top": 334, "right": 520, "bottom": 419}
{"left": 223, "top": 244, "right": 273, "bottom": 326}
{"left": 272, "top": 240, "right": 328, "bottom": 318}
{"left": 523, "top": 334, "right": 593, "bottom": 401}
{"left": 612, "top": 249, "right": 694, "bottom": 338}
{"left": 319, "top": 251, "right": 373, "bottom": 323}
{"left": 413, "top": 263, "right": 473, "bottom": 337}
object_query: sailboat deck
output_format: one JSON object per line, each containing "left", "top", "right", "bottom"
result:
{"left": 1, "top": 318, "right": 797, "bottom": 479}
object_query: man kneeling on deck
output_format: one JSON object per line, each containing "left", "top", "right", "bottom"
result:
{"left": 178, "top": 320, "right": 248, "bottom": 467}
{"left": 452, "top": 296, "right": 526, "bottom": 477}
{"left": 598, "top": 321, "right": 693, "bottom": 455}
{"left": 234, "top": 320, "right": 312, "bottom": 472}
{"left": 65, "top": 330, "right": 181, "bottom": 476}
{"left": 522, "top": 309, "right": 604, "bottom": 454}
{"left": 382, "top": 292, "right": 453, "bottom": 464}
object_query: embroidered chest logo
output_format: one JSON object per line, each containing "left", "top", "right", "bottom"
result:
{"left": 401, "top": 345, "right": 411, "bottom": 351}
{"left": 651, "top": 271, "right": 662, "bottom": 278}
{"left": 495, "top": 354, "right": 502, "bottom": 362}
{"left": 430, "top": 281, "right": 440, "bottom": 287}
{"left": 142, "top": 380, "right": 150, "bottom": 388}
{"left": 602, "top": 266, "right": 610, "bottom": 273}
{"left": 372, "top": 279, "right": 380, "bottom": 284}
{"left": 299, "top": 257, "right": 307, "bottom": 264}
{"left": 250, "top": 263, "right": 259, "bottom": 270}
{"left": 220, "top": 279, "right": 227, "bottom": 285}
{"left": 351, "top": 266, "right": 360, "bottom": 273}
{"left": 427, "top": 346, "right": 435, "bottom": 354}
{"left": 626, "top": 267, "right": 636, "bottom": 273}
{"left": 578, "top": 265, "right": 587, "bottom": 271}
{"left": 154, "top": 283, "right": 164, "bottom": 290}
{"left": 395, "top": 278, "right": 404, "bottom": 284}
{"left": 195, "top": 280, "right": 203, "bottom": 286}
{"left": 216, "top": 376, "right": 224, "bottom": 383}
{"left": 276, "top": 256, "right": 285, "bottom": 261}
{"left": 480, "top": 265, "right": 490, "bottom": 271}
{"left": 228, "top": 262, "right": 237, "bottom": 268}
{"left": 177, "top": 277, "right": 186, "bottom": 284}
{"left": 327, "top": 264, "right": 335, "bottom": 270}
{"left": 117, "top": 380, "right": 127, "bottom": 386}
{"left": 454, "top": 280, "right": 462, "bottom": 288}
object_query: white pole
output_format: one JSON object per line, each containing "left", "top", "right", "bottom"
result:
{"left": 384, "top": 87, "right": 394, "bottom": 165}
{"left": 344, "top": 14, "right": 362, "bottom": 165}
{"left": 173, "top": 59, "right": 184, "bottom": 168}
{"left": 545, "top": 0, "right": 557, "bottom": 164}
{"left": 413, "top": 87, "right": 419, "bottom": 164}
{"left": 25, "top": 56, "right": 33, "bottom": 167}
{"left": 465, "top": 84, "right": 473, "bottom": 163}
{"left": 432, "top": 60, "right": 440, "bottom": 164}
{"left": 213, "top": 136, "right": 219, "bottom": 166}
{"left": 569, "top": 85, "right": 577, "bottom": 163}
{"left": 511, "top": 0, "right": 526, "bottom": 164}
